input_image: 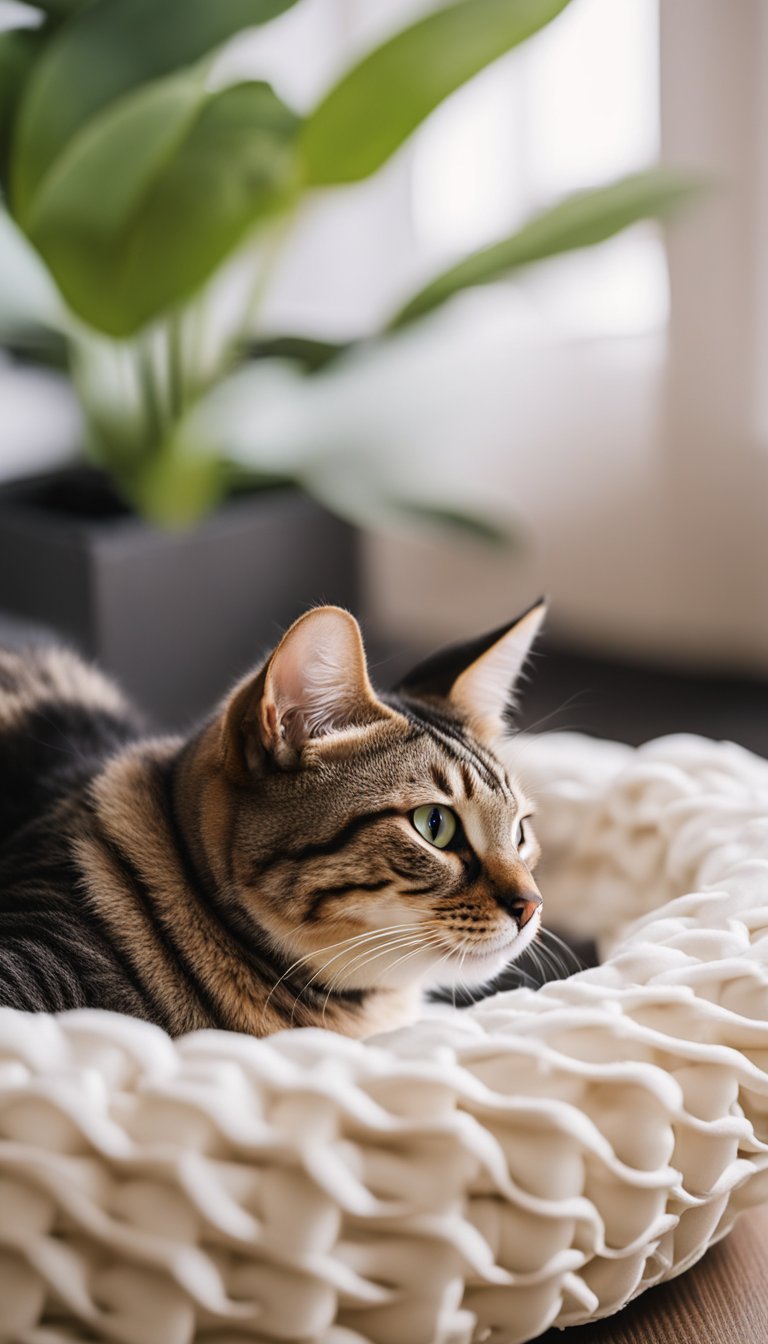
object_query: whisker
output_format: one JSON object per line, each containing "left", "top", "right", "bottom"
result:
{"left": 531, "top": 933, "right": 574, "bottom": 982}
{"left": 322, "top": 927, "right": 445, "bottom": 999}
{"left": 295, "top": 930, "right": 436, "bottom": 1027}
{"left": 539, "top": 926, "right": 586, "bottom": 974}
{"left": 358, "top": 935, "right": 447, "bottom": 999}
{"left": 260, "top": 921, "right": 420, "bottom": 1026}
{"left": 523, "top": 941, "right": 546, "bottom": 987}
{"left": 320, "top": 933, "right": 446, "bottom": 1026}
{"left": 505, "top": 959, "right": 540, "bottom": 990}
{"left": 513, "top": 691, "right": 594, "bottom": 740}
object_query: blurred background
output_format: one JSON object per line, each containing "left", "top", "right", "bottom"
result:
{"left": 1, "top": 0, "right": 766, "bottom": 750}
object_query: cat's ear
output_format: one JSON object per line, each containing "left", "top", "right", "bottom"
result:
{"left": 223, "top": 606, "right": 390, "bottom": 774}
{"left": 397, "top": 598, "right": 546, "bottom": 751}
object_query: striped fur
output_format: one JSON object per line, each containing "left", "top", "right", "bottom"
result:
{"left": 0, "top": 605, "right": 545, "bottom": 1038}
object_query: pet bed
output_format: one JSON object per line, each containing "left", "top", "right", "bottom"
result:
{"left": 1, "top": 732, "right": 767, "bottom": 1343}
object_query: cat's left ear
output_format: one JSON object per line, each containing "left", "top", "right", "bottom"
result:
{"left": 397, "top": 598, "right": 547, "bottom": 751}
{"left": 223, "top": 606, "right": 395, "bottom": 775}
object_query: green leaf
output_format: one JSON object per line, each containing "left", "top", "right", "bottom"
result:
{"left": 12, "top": 0, "right": 302, "bottom": 219}
{"left": 0, "top": 203, "right": 65, "bottom": 335}
{"left": 0, "top": 26, "right": 43, "bottom": 195}
{"left": 386, "top": 498, "right": 514, "bottom": 545}
{"left": 25, "top": 79, "right": 300, "bottom": 335}
{"left": 301, "top": 0, "right": 571, "bottom": 186}
{"left": 389, "top": 168, "right": 701, "bottom": 329}
{"left": 0, "top": 327, "right": 68, "bottom": 369}
{"left": 248, "top": 333, "right": 352, "bottom": 373}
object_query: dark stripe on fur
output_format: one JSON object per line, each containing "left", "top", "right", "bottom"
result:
{"left": 306, "top": 878, "right": 391, "bottom": 921}
{"left": 83, "top": 800, "right": 220, "bottom": 1026}
{"left": 250, "top": 807, "right": 403, "bottom": 880}
{"left": 160, "top": 758, "right": 366, "bottom": 1011}
{"left": 0, "top": 698, "right": 138, "bottom": 842}
{"left": 389, "top": 695, "right": 505, "bottom": 790}
{"left": 0, "top": 829, "right": 154, "bottom": 1019}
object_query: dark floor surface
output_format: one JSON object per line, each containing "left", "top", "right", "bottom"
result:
{"left": 514, "top": 637, "right": 768, "bottom": 758}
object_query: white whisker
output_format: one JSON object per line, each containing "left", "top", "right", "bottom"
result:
{"left": 296, "top": 930, "right": 434, "bottom": 1027}
{"left": 260, "top": 922, "right": 420, "bottom": 1029}
{"left": 318, "top": 933, "right": 445, "bottom": 1026}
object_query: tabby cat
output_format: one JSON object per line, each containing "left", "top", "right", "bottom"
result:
{"left": 0, "top": 601, "right": 546, "bottom": 1037}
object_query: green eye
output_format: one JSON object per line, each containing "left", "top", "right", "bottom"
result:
{"left": 413, "top": 804, "right": 457, "bottom": 849}
{"left": 513, "top": 816, "right": 530, "bottom": 849}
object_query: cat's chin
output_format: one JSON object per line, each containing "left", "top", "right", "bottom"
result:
{"left": 428, "top": 922, "right": 540, "bottom": 989}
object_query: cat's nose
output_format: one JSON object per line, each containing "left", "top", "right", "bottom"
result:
{"left": 486, "top": 857, "right": 542, "bottom": 929}
{"left": 509, "top": 891, "right": 542, "bottom": 929}
{"left": 496, "top": 887, "right": 542, "bottom": 929}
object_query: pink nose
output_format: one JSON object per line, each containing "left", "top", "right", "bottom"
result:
{"left": 509, "top": 891, "right": 542, "bottom": 930}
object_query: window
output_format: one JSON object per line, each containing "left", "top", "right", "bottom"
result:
{"left": 224, "top": 0, "right": 664, "bottom": 339}
{"left": 411, "top": 0, "right": 665, "bottom": 337}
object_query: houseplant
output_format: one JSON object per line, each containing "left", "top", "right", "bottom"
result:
{"left": 0, "top": 0, "right": 693, "bottom": 724}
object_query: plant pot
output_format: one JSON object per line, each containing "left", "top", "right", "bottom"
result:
{"left": 0, "top": 466, "right": 359, "bottom": 728}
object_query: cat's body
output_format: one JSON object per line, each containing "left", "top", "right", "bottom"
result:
{"left": 0, "top": 604, "right": 545, "bottom": 1037}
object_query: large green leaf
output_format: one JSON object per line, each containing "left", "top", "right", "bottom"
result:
{"left": 0, "top": 201, "right": 65, "bottom": 339}
{"left": 25, "top": 79, "right": 299, "bottom": 335}
{"left": 0, "top": 26, "right": 44, "bottom": 195}
{"left": 12, "top": 0, "right": 301, "bottom": 219}
{"left": 301, "top": 0, "right": 571, "bottom": 186}
{"left": 389, "top": 169, "right": 700, "bottom": 329}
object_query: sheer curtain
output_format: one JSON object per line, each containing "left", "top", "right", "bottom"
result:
{"left": 364, "top": 0, "right": 768, "bottom": 672}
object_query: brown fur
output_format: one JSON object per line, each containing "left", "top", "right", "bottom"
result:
{"left": 0, "top": 604, "right": 546, "bottom": 1037}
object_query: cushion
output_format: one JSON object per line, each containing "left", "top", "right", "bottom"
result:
{"left": 1, "top": 732, "right": 767, "bottom": 1343}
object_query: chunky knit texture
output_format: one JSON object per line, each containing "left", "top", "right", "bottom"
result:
{"left": 1, "top": 731, "right": 767, "bottom": 1343}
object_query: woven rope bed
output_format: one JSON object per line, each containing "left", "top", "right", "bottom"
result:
{"left": 2, "top": 731, "right": 768, "bottom": 1344}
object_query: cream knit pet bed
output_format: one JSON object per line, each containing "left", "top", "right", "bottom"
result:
{"left": 1, "top": 731, "right": 767, "bottom": 1344}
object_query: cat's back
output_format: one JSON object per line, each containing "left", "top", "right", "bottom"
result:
{"left": 0, "top": 644, "right": 142, "bottom": 843}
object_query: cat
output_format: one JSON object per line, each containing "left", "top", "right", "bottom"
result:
{"left": 0, "top": 600, "right": 546, "bottom": 1038}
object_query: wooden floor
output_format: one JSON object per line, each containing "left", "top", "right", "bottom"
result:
{"left": 532, "top": 1206, "right": 768, "bottom": 1343}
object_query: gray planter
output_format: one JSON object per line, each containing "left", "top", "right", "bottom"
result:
{"left": 0, "top": 467, "right": 359, "bottom": 728}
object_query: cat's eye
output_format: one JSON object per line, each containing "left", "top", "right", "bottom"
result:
{"left": 412, "top": 804, "right": 457, "bottom": 850}
{"left": 513, "top": 816, "right": 527, "bottom": 849}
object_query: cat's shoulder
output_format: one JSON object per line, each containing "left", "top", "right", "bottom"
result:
{"left": 0, "top": 642, "right": 130, "bottom": 727}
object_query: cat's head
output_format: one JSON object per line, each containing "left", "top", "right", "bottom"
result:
{"left": 194, "top": 601, "right": 546, "bottom": 1008}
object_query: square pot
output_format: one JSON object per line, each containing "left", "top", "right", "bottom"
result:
{"left": 0, "top": 467, "right": 359, "bottom": 728}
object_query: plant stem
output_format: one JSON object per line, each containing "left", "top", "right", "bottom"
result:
{"left": 167, "top": 308, "right": 185, "bottom": 420}
{"left": 138, "top": 332, "right": 163, "bottom": 449}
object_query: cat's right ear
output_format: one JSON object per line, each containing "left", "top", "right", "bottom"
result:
{"left": 221, "top": 606, "right": 392, "bottom": 776}
{"left": 396, "top": 598, "right": 546, "bottom": 751}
